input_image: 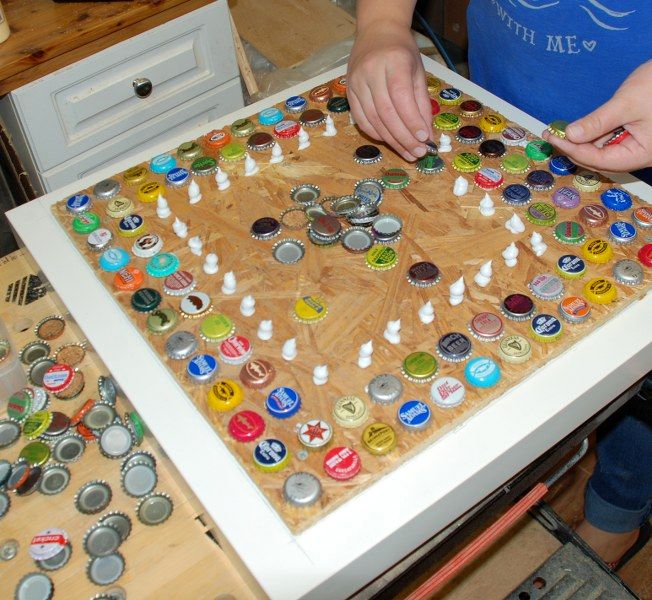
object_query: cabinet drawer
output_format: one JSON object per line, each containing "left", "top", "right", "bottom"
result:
{"left": 10, "top": 1, "right": 237, "bottom": 172}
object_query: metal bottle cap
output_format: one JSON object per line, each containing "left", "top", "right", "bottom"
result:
{"left": 136, "top": 492, "right": 174, "bottom": 526}
{"left": 613, "top": 259, "right": 643, "bottom": 285}
{"left": 83, "top": 403, "right": 116, "bottom": 430}
{"left": 430, "top": 376, "right": 466, "bottom": 408}
{"left": 283, "top": 472, "right": 322, "bottom": 507}
{"left": 36, "top": 542, "right": 72, "bottom": 571}
{"left": 14, "top": 572, "right": 54, "bottom": 600}
{"left": 66, "top": 193, "right": 92, "bottom": 214}
{"left": 99, "top": 424, "right": 133, "bottom": 459}
{"left": 19, "top": 341, "right": 50, "bottom": 365}
{"left": 401, "top": 352, "right": 438, "bottom": 383}
{"left": 468, "top": 312, "right": 504, "bottom": 341}
{"left": 15, "top": 464, "right": 42, "bottom": 496}
{"left": 176, "top": 141, "right": 203, "bottom": 161}
{"left": 121, "top": 451, "right": 156, "bottom": 473}
{"left": 397, "top": 399, "right": 432, "bottom": 430}
{"left": 332, "top": 396, "right": 368, "bottom": 428}
{"left": 84, "top": 523, "right": 122, "bottom": 557}
{"left": 0, "top": 419, "right": 21, "bottom": 449}
{"left": 187, "top": 353, "right": 219, "bottom": 383}
{"left": 558, "top": 296, "right": 591, "bottom": 324}
{"left": 272, "top": 239, "right": 305, "bottom": 264}
{"left": 87, "top": 228, "right": 113, "bottom": 252}
{"left": 297, "top": 419, "right": 332, "bottom": 449}
{"left": 87, "top": 552, "right": 125, "bottom": 586}
{"left": 501, "top": 293, "right": 536, "bottom": 321}
{"left": 362, "top": 422, "right": 397, "bottom": 455}
{"left": 0, "top": 459, "right": 11, "bottom": 487}
{"left": 38, "top": 463, "right": 71, "bottom": 495}
{"left": 528, "top": 273, "right": 565, "bottom": 301}
{"left": 367, "top": 374, "right": 403, "bottom": 405}
{"left": 407, "top": 261, "right": 440, "bottom": 287}
{"left": 251, "top": 217, "right": 282, "bottom": 240}
{"left": 299, "top": 108, "right": 326, "bottom": 126}
{"left": 239, "top": 359, "right": 276, "bottom": 389}
{"left": 98, "top": 512, "right": 132, "bottom": 542}
{"left": 93, "top": 179, "right": 121, "bottom": 200}
{"left": 19, "top": 441, "right": 50, "bottom": 466}
{"left": 353, "top": 144, "right": 382, "bottom": 164}
{"left": 436, "top": 332, "right": 472, "bottom": 362}
{"left": 246, "top": 132, "right": 275, "bottom": 152}
{"left": 341, "top": 227, "right": 374, "bottom": 253}
{"left": 165, "top": 331, "right": 198, "bottom": 360}
{"left": 75, "top": 480, "right": 112, "bottom": 514}
{"left": 0, "top": 490, "right": 9, "bottom": 519}
{"left": 121, "top": 461, "right": 157, "bottom": 498}
{"left": 51, "top": 434, "right": 85, "bottom": 463}
{"left": 190, "top": 156, "right": 217, "bottom": 176}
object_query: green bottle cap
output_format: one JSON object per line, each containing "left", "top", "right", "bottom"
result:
{"left": 199, "top": 314, "right": 235, "bottom": 343}
{"left": 452, "top": 152, "right": 482, "bottom": 173}
{"left": 177, "top": 141, "right": 203, "bottom": 161}
{"left": 401, "top": 352, "right": 438, "bottom": 383}
{"left": 230, "top": 118, "right": 256, "bottom": 137}
{"left": 146, "top": 308, "right": 178, "bottom": 335}
{"left": 525, "top": 140, "right": 553, "bottom": 161}
{"left": 365, "top": 245, "right": 398, "bottom": 271}
{"left": 219, "top": 142, "right": 247, "bottom": 162}
{"left": 7, "top": 390, "right": 32, "bottom": 421}
{"left": 501, "top": 153, "right": 530, "bottom": 173}
{"left": 416, "top": 154, "right": 445, "bottom": 174}
{"left": 381, "top": 168, "right": 410, "bottom": 189}
{"left": 554, "top": 221, "right": 587, "bottom": 245}
{"left": 146, "top": 253, "right": 180, "bottom": 278}
{"left": 72, "top": 212, "right": 101, "bottom": 234}
{"left": 19, "top": 440, "right": 51, "bottom": 466}
{"left": 126, "top": 411, "right": 145, "bottom": 445}
{"left": 433, "top": 112, "right": 460, "bottom": 130}
{"left": 131, "top": 288, "right": 162, "bottom": 313}
{"left": 190, "top": 156, "right": 217, "bottom": 176}
{"left": 23, "top": 411, "right": 53, "bottom": 440}
{"left": 526, "top": 202, "right": 557, "bottom": 226}
{"left": 326, "top": 96, "right": 350, "bottom": 113}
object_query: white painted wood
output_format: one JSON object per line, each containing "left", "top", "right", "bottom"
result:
{"left": 8, "top": 59, "right": 652, "bottom": 600}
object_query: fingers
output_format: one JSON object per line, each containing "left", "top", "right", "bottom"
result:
{"left": 386, "top": 67, "right": 430, "bottom": 143}
{"left": 348, "top": 88, "right": 382, "bottom": 141}
{"left": 414, "top": 74, "right": 434, "bottom": 142}
{"left": 565, "top": 96, "right": 626, "bottom": 144}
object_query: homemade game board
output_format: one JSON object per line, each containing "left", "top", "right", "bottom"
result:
{"left": 51, "top": 73, "right": 652, "bottom": 533}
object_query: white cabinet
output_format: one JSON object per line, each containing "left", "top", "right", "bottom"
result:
{"left": 0, "top": 1, "right": 243, "bottom": 194}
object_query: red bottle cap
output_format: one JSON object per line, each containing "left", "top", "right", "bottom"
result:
{"left": 228, "top": 410, "right": 266, "bottom": 442}
{"left": 219, "top": 335, "right": 251, "bottom": 362}
{"left": 70, "top": 399, "right": 95, "bottom": 425}
{"left": 323, "top": 446, "right": 361, "bottom": 481}
{"left": 113, "top": 267, "right": 144, "bottom": 292}
{"left": 76, "top": 422, "right": 97, "bottom": 442}
{"left": 331, "top": 76, "right": 347, "bottom": 96}
{"left": 273, "top": 120, "right": 301, "bottom": 139}
{"left": 430, "top": 98, "right": 440, "bottom": 116}
{"left": 638, "top": 243, "right": 652, "bottom": 267}
{"left": 42, "top": 364, "right": 74, "bottom": 393}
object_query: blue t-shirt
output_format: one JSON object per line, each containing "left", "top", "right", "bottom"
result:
{"left": 467, "top": 1, "right": 651, "bottom": 124}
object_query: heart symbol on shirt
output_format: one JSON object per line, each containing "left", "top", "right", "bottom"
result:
{"left": 583, "top": 40, "right": 597, "bottom": 52}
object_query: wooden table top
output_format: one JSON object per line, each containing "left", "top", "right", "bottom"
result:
{"left": 0, "top": 0, "right": 213, "bottom": 95}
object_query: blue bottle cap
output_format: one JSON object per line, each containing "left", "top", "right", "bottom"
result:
{"left": 548, "top": 155, "right": 577, "bottom": 176}
{"left": 165, "top": 167, "right": 190, "bottom": 187}
{"left": 66, "top": 194, "right": 91, "bottom": 214}
{"left": 531, "top": 314, "right": 563, "bottom": 342}
{"left": 609, "top": 221, "right": 637, "bottom": 244}
{"left": 146, "top": 252, "right": 180, "bottom": 278}
{"left": 464, "top": 357, "right": 501, "bottom": 388}
{"left": 187, "top": 354, "right": 219, "bottom": 383}
{"left": 397, "top": 400, "right": 431, "bottom": 431}
{"left": 600, "top": 188, "right": 632, "bottom": 211}
{"left": 150, "top": 153, "right": 177, "bottom": 174}
{"left": 118, "top": 214, "right": 144, "bottom": 235}
{"left": 99, "top": 248, "right": 130, "bottom": 272}
{"left": 265, "top": 387, "right": 301, "bottom": 419}
{"left": 502, "top": 184, "right": 531, "bottom": 205}
{"left": 284, "top": 96, "right": 307, "bottom": 113}
{"left": 258, "top": 107, "right": 284, "bottom": 126}
{"left": 556, "top": 254, "right": 586, "bottom": 277}
{"left": 253, "top": 439, "right": 289, "bottom": 471}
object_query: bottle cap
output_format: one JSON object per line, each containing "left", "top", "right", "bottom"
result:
{"left": 298, "top": 419, "right": 333, "bottom": 449}
{"left": 397, "top": 400, "right": 431, "bottom": 430}
{"left": 581, "top": 238, "right": 613, "bottom": 264}
{"left": 273, "top": 120, "right": 301, "bottom": 139}
{"left": 583, "top": 277, "right": 617, "bottom": 304}
{"left": 501, "top": 125, "right": 527, "bottom": 146}
{"left": 285, "top": 95, "right": 307, "bottom": 113}
{"left": 160, "top": 270, "right": 194, "bottom": 297}
{"left": 124, "top": 411, "right": 144, "bottom": 446}
{"left": 93, "top": 179, "right": 121, "bottom": 200}
{"left": 251, "top": 217, "right": 282, "bottom": 241}
{"left": 556, "top": 254, "right": 586, "bottom": 279}
{"left": 474, "top": 167, "right": 504, "bottom": 190}
{"left": 130, "top": 288, "right": 161, "bottom": 313}
{"left": 573, "top": 170, "right": 601, "bottom": 192}
{"left": 121, "top": 461, "right": 157, "bottom": 498}
{"left": 51, "top": 434, "right": 85, "bottom": 463}
{"left": 98, "top": 425, "right": 131, "bottom": 461}
{"left": 165, "top": 331, "right": 198, "bottom": 360}
{"left": 186, "top": 354, "right": 219, "bottom": 383}
{"left": 548, "top": 155, "right": 577, "bottom": 176}
{"left": 83, "top": 402, "right": 116, "bottom": 432}
{"left": 7, "top": 390, "right": 31, "bottom": 421}
{"left": 498, "top": 334, "right": 532, "bottom": 364}
{"left": 464, "top": 357, "right": 501, "bottom": 388}
{"left": 438, "top": 87, "right": 462, "bottom": 105}
{"left": 98, "top": 376, "right": 117, "bottom": 406}
{"left": 452, "top": 152, "right": 482, "bottom": 173}
{"left": 436, "top": 332, "right": 472, "bottom": 362}
{"left": 15, "top": 572, "right": 54, "bottom": 599}
{"left": 323, "top": 446, "right": 361, "bottom": 480}
{"left": 479, "top": 113, "right": 506, "bottom": 133}
{"left": 239, "top": 359, "right": 276, "bottom": 390}
{"left": 228, "top": 410, "right": 265, "bottom": 442}
{"left": 468, "top": 312, "right": 504, "bottom": 341}
{"left": 309, "top": 215, "right": 342, "bottom": 242}
{"left": 528, "top": 273, "right": 565, "bottom": 300}
{"left": 401, "top": 351, "right": 438, "bottom": 383}
{"left": 283, "top": 472, "right": 322, "bottom": 507}
{"left": 613, "top": 259, "right": 643, "bottom": 285}
{"left": 253, "top": 439, "right": 290, "bottom": 472}
{"left": 367, "top": 374, "right": 403, "bottom": 405}
{"left": 502, "top": 184, "right": 531, "bottom": 205}
{"left": 199, "top": 314, "right": 234, "bottom": 342}
{"left": 333, "top": 396, "right": 369, "bottom": 428}
{"left": 554, "top": 221, "right": 586, "bottom": 245}
{"left": 525, "top": 140, "right": 553, "bottom": 161}
{"left": 28, "top": 357, "right": 57, "bottom": 387}
{"left": 416, "top": 154, "right": 445, "bottom": 174}
{"left": 180, "top": 292, "right": 212, "bottom": 320}
{"left": 265, "top": 387, "right": 301, "bottom": 419}
{"left": 547, "top": 120, "right": 568, "bottom": 139}
{"left": 38, "top": 463, "right": 71, "bottom": 495}
{"left": 218, "top": 335, "right": 252, "bottom": 365}
{"left": 365, "top": 245, "right": 398, "bottom": 271}
{"left": 272, "top": 238, "right": 305, "bottom": 264}
{"left": 310, "top": 84, "right": 332, "bottom": 103}
{"left": 136, "top": 492, "right": 173, "bottom": 526}
{"left": 246, "top": 132, "right": 275, "bottom": 152}
{"left": 19, "top": 441, "right": 50, "bottom": 466}
{"left": 230, "top": 118, "right": 255, "bottom": 137}
{"left": 525, "top": 170, "right": 555, "bottom": 192}
{"left": 149, "top": 153, "right": 177, "bottom": 174}
{"left": 362, "top": 422, "right": 396, "bottom": 455}
{"left": 66, "top": 193, "right": 92, "bottom": 214}
{"left": 106, "top": 197, "right": 135, "bottom": 221}
{"left": 632, "top": 206, "right": 652, "bottom": 228}
{"left": 207, "top": 379, "right": 244, "bottom": 412}
{"left": 501, "top": 153, "right": 532, "bottom": 175}
{"left": 87, "top": 228, "right": 113, "bottom": 252}
{"left": 5, "top": 460, "right": 31, "bottom": 491}
{"left": 123, "top": 165, "right": 148, "bottom": 186}
{"left": 131, "top": 233, "right": 162, "bottom": 259}
{"left": 406, "top": 261, "right": 440, "bottom": 287}
{"left": 478, "top": 139, "right": 506, "bottom": 158}
{"left": 558, "top": 296, "right": 591, "bottom": 324}
{"left": 84, "top": 524, "right": 121, "bottom": 558}
{"left": 293, "top": 295, "right": 328, "bottom": 323}
{"left": 456, "top": 125, "right": 484, "bottom": 144}
{"left": 530, "top": 314, "right": 563, "bottom": 342}
{"left": 609, "top": 221, "right": 637, "bottom": 244}
{"left": 500, "top": 293, "right": 535, "bottom": 321}
{"left": 190, "top": 156, "right": 217, "bottom": 176}
{"left": 354, "top": 178, "right": 384, "bottom": 207}
{"left": 426, "top": 75, "right": 442, "bottom": 95}
{"left": 99, "top": 248, "right": 130, "bottom": 272}
{"left": 433, "top": 112, "right": 460, "bottom": 130}
{"left": 258, "top": 107, "right": 284, "bottom": 125}
{"left": 72, "top": 212, "right": 101, "bottom": 234}
{"left": 176, "top": 141, "right": 203, "bottom": 162}
{"left": 218, "top": 142, "right": 246, "bottom": 162}
{"left": 203, "top": 129, "right": 231, "bottom": 150}
{"left": 43, "top": 411, "right": 71, "bottom": 437}
{"left": 352, "top": 144, "right": 382, "bottom": 165}
{"left": 526, "top": 202, "right": 557, "bottom": 226}
{"left": 54, "top": 343, "right": 84, "bottom": 367}
{"left": 430, "top": 376, "right": 466, "bottom": 408}
{"left": 459, "top": 99, "right": 483, "bottom": 117}
{"left": 300, "top": 109, "right": 326, "bottom": 127}
{"left": 638, "top": 243, "right": 652, "bottom": 267}
{"left": 87, "top": 552, "right": 125, "bottom": 586}
{"left": 99, "top": 512, "right": 132, "bottom": 542}
{"left": 75, "top": 480, "right": 112, "bottom": 514}
{"left": 601, "top": 187, "right": 632, "bottom": 211}
{"left": 165, "top": 167, "right": 190, "bottom": 187}
{"left": 290, "top": 183, "right": 321, "bottom": 205}
{"left": 326, "top": 96, "right": 350, "bottom": 113}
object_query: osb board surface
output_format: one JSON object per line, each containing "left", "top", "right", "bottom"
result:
{"left": 51, "top": 75, "right": 651, "bottom": 533}
{"left": 0, "top": 249, "right": 255, "bottom": 600}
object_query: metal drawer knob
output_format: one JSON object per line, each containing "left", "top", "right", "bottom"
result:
{"left": 133, "top": 78, "right": 153, "bottom": 99}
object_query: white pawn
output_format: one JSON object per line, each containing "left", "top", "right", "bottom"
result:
{"left": 418, "top": 301, "right": 435, "bottom": 324}
{"left": 358, "top": 340, "right": 373, "bottom": 368}
{"left": 479, "top": 193, "right": 495, "bottom": 217}
{"left": 312, "top": 365, "right": 328, "bottom": 386}
{"left": 156, "top": 194, "right": 171, "bottom": 219}
{"left": 172, "top": 217, "right": 188, "bottom": 239}
{"left": 240, "top": 295, "right": 255, "bottom": 317}
{"left": 530, "top": 231, "right": 548, "bottom": 257}
{"left": 449, "top": 276, "right": 465, "bottom": 306}
{"left": 281, "top": 338, "right": 297, "bottom": 361}
{"left": 270, "top": 142, "right": 284, "bottom": 164}
{"left": 244, "top": 153, "right": 259, "bottom": 177}
{"left": 502, "top": 242, "right": 519, "bottom": 267}
{"left": 439, "top": 133, "right": 452, "bottom": 153}
{"left": 298, "top": 126, "right": 310, "bottom": 150}
{"left": 474, "top": 260, "right": 493, "bottom": 287}
{"left": 203, "top": 253, "right": 219, "bottom": 275}
{"left": 188, "top": 179, "right": 202, "bottom": 204}
{"left": 453, "top": 176, "right": 469, "bottom": 197}
{"left": 323, "top": 115, "right": 337, "bottom": 137}
{"left": 383, "top": 319, "right": 401, "bottom": 345}
{"left": 221, "top": 271, "right": 236, "bottom": 295}
{"left": 188, "top": 235, "right": 202, "bottom": 256}
{"left": 215, "top": 167, "right": 231, "bottom": 191}
{"left": 505, "top": 212, "right": 526, "bottom": 234}
{"left": 257, "top": 319, "right": 273, "bottom": 341}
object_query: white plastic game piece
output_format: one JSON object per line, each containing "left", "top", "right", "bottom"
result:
{"left": 348, "top": 112, "right": 356, "bottom": 126}
{"left": 505, "top": 212, "right": 525, "bottom": 234}
{"left": 257, "top": 319, "right": 273, "bottom": 341}
{"left": 383, "top": 319, "right": 401, "bottom": 345}
{"left": 438, "top": 133, "right": 452, "bottom": 153}
{"left": 221, "top": 271, "right": 236, "bottom": 295}
{"left": 215, "top": 167, "right": 231, "bottom": 191}
{"left": 323, "top": 115, "right": 337, "bottom": 137}
{"left": 312, "top": 365, "right": 328, "bottom": 386}
{"left": 187, "top": 236, "right": 202, "bottom": 256}
{"left": 240, "top": 295, "right": 255, "bottom": 317}
{"left": 453, "top": 176, "right": 469, "bottom": 197}
{"left": 418, "top": 301, "right": 435, "bottom": 324}
{"left": 188, "top": 179, "right": 202, "bottom": 204}
{"left": 156, "top": 194, "right": 171, "bottom": 219}
{"left": 298, "top": 126, "right": 310, "bottom": 150}
{"left": 449, "top": 276, "right": 465, "bottom": 306}
{"left": 244, "top": 153, "right": 259, "bottom": 177}
{"left": 357, "top": 340, "right": 373, "bottom": 368}
{"left": 479, "top": 193, "right": 495, "bottom": 217}
{"left": 473, "top": 260, "right": 493, "bottom": 287}
{"left": 203, "top": 253, "right": 219, "bottom": 275}
{"left": 172, "top": 217, "right": 188, "bottom": 239}
{"left": 502, "top": 242, "right": 519, "bottom": 267}
{"left": 530, "top": 231, "right": 548, "bottom": 257}
{"left": 281, "top": 338, "right": 297, "bottom": 361}
{"left": 270, "top": 142, "right": 284, "bottom": 164}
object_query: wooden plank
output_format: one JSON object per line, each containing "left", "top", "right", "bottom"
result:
{"left": 0, "top": 0, "right": 214, "bottom": 95}
{"left": 229, "top": 0, "right": 356, "bottom": 68}
{"left": 0, "top": 249, "right": 257, "bottom": 599}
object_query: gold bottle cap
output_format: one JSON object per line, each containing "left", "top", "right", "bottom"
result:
{"left": 362, "top": 422, "right": 396, "bottom": 455}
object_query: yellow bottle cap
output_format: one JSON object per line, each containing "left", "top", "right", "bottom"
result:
{"left": 498, "top": 334, "right": 532, "bottom": 364}
{"left": 362, "top": 422, "right": 397, "bottom": 455}
{"left": 199, "top": 314, "right": 234, "bottom": 342}
{"left": 105, "top": 196, "right": 133, "bottom": 219}
{"left": 426, "top": 75, "right": 441, "bottom": 95}
{"left": 573, "top": 170, "right": 601, "bottom": 192}
{"left": 479, "top": 113, "right": 507, "bottom": 133}
{"left": 365, "top": 245, "right": 398, "bottom": 271}
{"left": 293, "top": 296, "right": 328, "bottom": 323}
{"left": 138, "top": 181, "right": 164, "bottom": 203}
{"left": 207, "top": 379, "right": 244, "bottom": 412}
{"left": 583, "top": 277, "right": 618, "bottom": 304}
{"left": 581, "top": 239, "right": 613, "bottom": 264}
{"left": 333, "top": 396, "right": 368, "bottom": 428}
{"left": 123, "top": 165, "right": 148, "bottom": 186}
{"left": 220, "top": 142, "right": 247, "bottom": 162}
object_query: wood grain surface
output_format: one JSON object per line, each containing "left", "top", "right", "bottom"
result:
{"left": 51, "top": 74, "right": 652, "bottom": 533}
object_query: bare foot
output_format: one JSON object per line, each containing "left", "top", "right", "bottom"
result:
{"left": 576, "top": 519, "right": 639, "bottom": 564}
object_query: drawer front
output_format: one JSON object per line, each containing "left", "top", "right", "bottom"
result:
{"left": 39, "top": 80, "right": 243, "bottom": 193}
{"left": 12, "top": 1, "right": 237, "bottom": 171}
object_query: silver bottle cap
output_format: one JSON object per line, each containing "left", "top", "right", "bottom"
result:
{"left": 121, "top": 461, "right": 157, "bottom": 498}
{"left": 367, "top": 374, "right": 404, "bottom": 405}
{"left": 93, "top": 179, "right": 121, "bottom": 200}
{"left": 99, "top": 424, "right": 133, "bottom": 459}
{"left": 0, "top": 490, "right": 9, "bottom": 519}
{"left": 19, "top": 341, "right": 50, "bottom": 365}
{"left": 51, "top": 434, "right": 85, "bottom": 463}
{"left": 121, "top": 450, "right": 156, "bottom": 473}
{"left": 0, "top": 419, "right": 21, "bottom": 449}
{"left": 98, "top": 512, "right": 132, "bottom": 542}
{"left": 75, "top": 480, "right": 112, "bottom": 515}
{"left": 83, "top": 523, "right": 122, "bottom": 557}
{"left": 613, "top": 259, "right": 643, "bottom": 286}
{"left": 87, "top": 552, "right": 125, "bottom": 586}
{"left": 272, "top": 239, "right": 306, "bottom": 264}
{"left": 98, "top": 375, "right": 117, "bottom": 406}
{"left": 36, "top": 542, "right": 72, "bottom": 571}
{"left": 38, "top": 463, "right": 71, "bottom": 495}
{"left": 165, "top": 331, "right": 198, "bottom": 360}
{"left": 83, "top": 403, "right": 116, "bottom": 431}
{"left": 28, "top": 357, "right": 56, "bottom": 387}
{"left": 14, "top": 572, "right": 54, "bottom": 600}
{"left": 283, "top": 472, "right": 322, "bottom": 507}
{"left": 87, "top": 228, "right": 113, "bottom": 252}
{"left": 137, "top": 492, "right": 174, "bottom": 526}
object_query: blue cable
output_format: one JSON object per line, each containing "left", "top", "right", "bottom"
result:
{"left": 414, "top": 9, "right": 459, "bottom": 74}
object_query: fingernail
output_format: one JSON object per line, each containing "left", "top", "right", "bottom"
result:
{"left": 413, "top": 146, "right": 426, "bottom": 157}
{"left": 416, "top": 130, "right": 428, "bottom": 142}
